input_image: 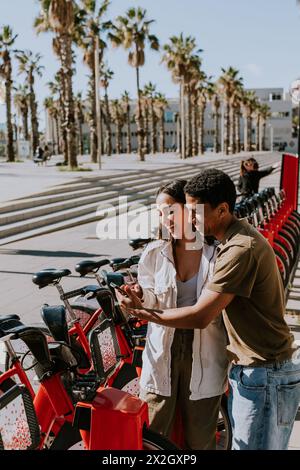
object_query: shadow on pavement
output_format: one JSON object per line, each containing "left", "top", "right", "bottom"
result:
{"left": 0, "top": 249, "right": 106, "bottom": 258}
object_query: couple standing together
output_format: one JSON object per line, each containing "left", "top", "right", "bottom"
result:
{"left": 117, "top": 168, "right": 300, "bottom": 450}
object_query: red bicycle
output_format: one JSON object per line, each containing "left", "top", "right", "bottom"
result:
{"left": 0, "top": 314, "right": 178, "bottom": 450}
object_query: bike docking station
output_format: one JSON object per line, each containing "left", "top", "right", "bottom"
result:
{"left": 73, "top": 387, "right": 149, "bottom": 450}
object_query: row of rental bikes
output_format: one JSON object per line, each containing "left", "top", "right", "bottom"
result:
{"left": 0, "top": 185, "right": 299, "bottom": 451}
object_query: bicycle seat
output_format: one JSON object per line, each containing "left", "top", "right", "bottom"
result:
{"left": 0, "top": 314, "right": 20, "bottom": 322}
{"left": 111, "top": 258, "right": 133, "bottom": 272}
{"left": 40, "top": 305, "right": 69, "bottom": 344}
{"left": 103, "top": 271, "right": 125, "bottom": 288}
{"left": 109, "top": 258, "right": 127, "bottom": 268}
{"left": 129, "top": 238, "right": 152, "bottom": 250}
{"left": 0, "top": 317, "right": 24, "bottom": 332}
{"left": 75, "top": 259, "right": 110, "bottom": 277}
{"left": 32, "top": 268, "right": 72, "bottom": 288}
{"left": 0, "top": 325, "right": 52, "bottom": 371}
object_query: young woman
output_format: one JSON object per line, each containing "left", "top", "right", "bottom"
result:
{"left": 237, "top": 157, "right": 279, "bottom": 198}
{"left": 126, "top": 180, "right": 228, "bottom": 450}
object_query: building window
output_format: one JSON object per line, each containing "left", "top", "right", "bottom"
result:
{"left": 271, "top": 111, "right": 290, "bottom": 118}
{"left": 269, "top": 93, "right": 282, "bottom": 101}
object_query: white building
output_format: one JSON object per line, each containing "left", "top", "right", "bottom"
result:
{"left": 45, "top": 87, "right": 294, "bottom": 154}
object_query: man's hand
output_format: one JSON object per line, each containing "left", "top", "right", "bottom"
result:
{"left": 115, "top": 285, "right": 163, "bottom": 322}
{"left": 115, "top": 284, "right": 143, "bottom": 311}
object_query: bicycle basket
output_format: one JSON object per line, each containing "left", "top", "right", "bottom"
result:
{"left": 0, "top": 385, "right": 40, "bottom": 450}
{"left": 89, "top": 318, "right": 120, "bottom": 382}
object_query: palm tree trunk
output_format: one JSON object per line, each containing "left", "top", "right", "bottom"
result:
{"left": 255, "top": 116, "right": 260, "bottom": 151}
{"left": 150, "top": 101, "right": 156, "bottom": 154}
{"left": 78, "top": 119, "right": 84, "bottom": 155}
{"left": 55, "top": 116, "right": 60, "bottom": 154}
{"left": 262, "top": 122, "right": 266, "bottom": 151}
{"left": 224, "top": 101, "right": 230, "bottom": 155}
{"left": 29, "top": 72, "right": 39, "bottom": 156}
{"left": 115, "top": 121, "right": 121, "bottom": 154}
{"left": 159, "top": 114, "right": 165, "bottom": 153}
{"left": 143, "top": 105, "right": 149, "bottom": 154}
{"left": 191, "top": 101, "right": 197, "bottom": 156}
{"left": 90, "top": 72, "right": 98, "bottom": 163}
{"left": 58, "top": 68, "right": 68, "bottom": 163}
{"left": 213, "top": 106, "right": 220, "bottom": 153}
{"left": 22, "top": 108, "right": 29, "bottom": 141}
{"left": 104, "top": 89, "right": 112, "bottom": 156}
{"left": 126, "top": 105, "right": 131, "bottom": 153}
{"left": 63, "top": 34, "right": 77, "bottom": 168}
{"left": 198, "top": 104, "right": 205, "bottom": 155}
{"left": 231, "top": 108, "right": 236, "bottom": 154}
{"left": 135, "top": 65, "right": 145, "bottom": 161}
{"left": 247, "top": 116, "right": 252, "bottom": 151}
{"left": 4, "top": 56, "right": 15, "bottom": 162}
{"left": 243, "top": 112, "right": 248, "bottom": 152}
{"left": 186, "top": 90, "right": 192, "bottom": 157}
{"left": 235, "top": 111, "right": 241, "bottom": 153}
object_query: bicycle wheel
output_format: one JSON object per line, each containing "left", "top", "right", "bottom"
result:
{"left": 142, "top": 427, "right": 178, "bottom": 450}
{"left": 50, "top": 422, "right": 178, "bottom": 450}
{"left": 274, "top": 248, "right": 290, "bottom": 288}
{"left": 216, "top": 394, "right": 232, "bottom": 450}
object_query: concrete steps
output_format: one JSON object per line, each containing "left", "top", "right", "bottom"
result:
{"left": 0, "top": 160, "right": 275, "bottom": 246}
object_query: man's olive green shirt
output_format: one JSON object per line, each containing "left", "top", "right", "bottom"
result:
{"left": 206, "top": 218, "right": 296, "bottom": 366}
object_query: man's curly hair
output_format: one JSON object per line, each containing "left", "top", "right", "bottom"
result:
{"left": 184, "top": 169, "right": 236, "bottom": 213}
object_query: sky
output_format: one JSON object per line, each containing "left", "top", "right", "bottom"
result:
{"left": 1, "top": 0, "right": 300, "bottom": 128}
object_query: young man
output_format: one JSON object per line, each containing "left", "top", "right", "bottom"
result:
{"left": 118, "top": 168, "right": 300, "bottom": 450}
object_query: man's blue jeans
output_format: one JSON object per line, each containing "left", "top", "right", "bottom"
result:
{"left": 228, "top": 349, "right": 300, "bottom": 450}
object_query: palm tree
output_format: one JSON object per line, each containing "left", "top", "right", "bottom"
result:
{"left": 121, "top": 91, "right": 131, "bottom": 153}
{"left": 109, "top": 7, "right": 159, "bottom": 161}
{"left": 100, "top": 65, "right": 113, "bottom": 156}
{"left": 162, "top": 34, "right": 202, "bottom": 158}
{"left": 0, "top": 26, "right": 17, "bottom": 162}
{"left": 218, "top": 67, "right": 243, "bottom": 155}
{"left": 35, "top": 0, "right": 78, "bottom": 168}
{"left": 14, "top": 84, "right": 29, "bottom": 141}
{"left": 154, "top": 92, "right": 168, "bottom": 153}
{"left": 78, "top": 0, "right": 110, "bottom": 163}
{"left": 15, "top": 51, "right": 44, "bottom": 156}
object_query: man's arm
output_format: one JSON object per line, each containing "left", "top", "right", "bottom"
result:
{"left": 117, "top": 287, "right": 234, "bottom": 329}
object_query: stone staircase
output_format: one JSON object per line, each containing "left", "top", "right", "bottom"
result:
{"left": 0, "top": 159, "right": 248, "bottom": 246}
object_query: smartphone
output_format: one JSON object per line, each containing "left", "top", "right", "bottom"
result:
{"left": 109, "top": 282, "right": 129, "bottom": 297}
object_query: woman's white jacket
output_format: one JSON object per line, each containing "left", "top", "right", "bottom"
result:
{"left": 138, "top": 239, "right": 229, "bottom": 400}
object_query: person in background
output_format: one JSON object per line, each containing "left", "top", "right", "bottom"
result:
{"left": 237, "top": 157, "right": 280, "bottom": 198}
